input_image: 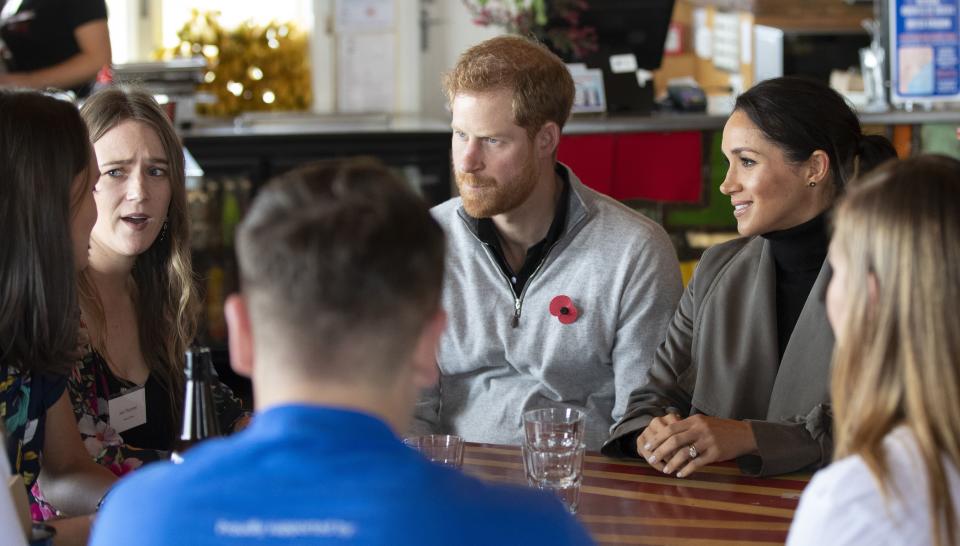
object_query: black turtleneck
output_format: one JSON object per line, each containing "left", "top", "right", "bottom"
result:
{"left": 762, "top": 212, "right": 829, "bottom": 362}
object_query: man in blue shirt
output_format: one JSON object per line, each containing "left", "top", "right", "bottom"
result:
{"left": 90, "top": 158, "right": 594, "bottom": 545}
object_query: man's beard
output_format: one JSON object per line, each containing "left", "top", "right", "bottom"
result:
{"left": 455, "top": 157, "right": 539, "bottom": 218}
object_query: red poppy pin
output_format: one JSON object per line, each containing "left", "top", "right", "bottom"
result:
{"left": 549, "top": 295, "right": 579, "bottom": 325}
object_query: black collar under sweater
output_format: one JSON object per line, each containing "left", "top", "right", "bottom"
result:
{"left": 474, "top": 166, "right": 570, "bottom": 298}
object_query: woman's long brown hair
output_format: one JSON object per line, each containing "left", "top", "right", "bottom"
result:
{"left": 0, "top": 90, "right": 94, "bottom": 376}
{"left": 79, "top": 86, "right": 199, "bottom": 435}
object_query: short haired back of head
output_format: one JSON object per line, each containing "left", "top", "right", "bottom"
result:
{"left": 235, "top": 158, "right": 445, "bottom": 384}
{"left": 444, "top": 35, "right": 575, "bottom": 138}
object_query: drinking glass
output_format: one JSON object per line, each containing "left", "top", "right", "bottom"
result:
{"left": 404, "top": 434, "right": 465, "bottom": 468}
{"left": 522, "top": 408, "right": 586, "bottom": 513}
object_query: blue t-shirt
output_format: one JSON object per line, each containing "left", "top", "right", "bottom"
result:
{"left": 90, "top": 404, "right": 594, "bottom": 545}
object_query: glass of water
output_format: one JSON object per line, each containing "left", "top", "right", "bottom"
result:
{"left": 404, "top": 434, "right": 465, "bottom": 469}
{"left": 522, "top": 408, "right": 586, "bottom": 513}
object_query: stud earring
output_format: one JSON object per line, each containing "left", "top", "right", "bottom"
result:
{"left": 808, "top": 182, "right": 817, "bottom": 188}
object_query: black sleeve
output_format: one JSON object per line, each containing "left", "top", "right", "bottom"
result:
{"left": 67, "top": 0, "right": 108, "bottom": 29}
{"left": 37, "top": 371, "right": 70, "bottom": 412}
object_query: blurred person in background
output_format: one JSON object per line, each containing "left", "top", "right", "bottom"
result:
{"left": 0, "top": 0, "right": 110, "bottom": 97}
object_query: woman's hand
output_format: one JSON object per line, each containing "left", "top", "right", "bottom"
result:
{"left": 636, "top": 413, "right": 681, "bottom": 472}
{"left": 639, "top": 415, "right": 758, "bottom": 478}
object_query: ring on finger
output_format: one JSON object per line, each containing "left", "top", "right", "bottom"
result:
{"left": 688, "top": 445, "right": 699, "bottom": 459}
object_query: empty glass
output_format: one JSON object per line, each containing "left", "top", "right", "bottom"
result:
{"left": 404, "top": 434, "right": 465, "bottom": 469}
{"left": 522, "top": 408, "right": 586, "bottom": 513}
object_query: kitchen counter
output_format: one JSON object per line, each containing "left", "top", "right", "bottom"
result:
{"left": 181, "top": 107, "right": 960, "bottom": 139}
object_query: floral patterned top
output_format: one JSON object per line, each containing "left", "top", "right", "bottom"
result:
{"left": 1, "top": 362, "right": 68, "bottom": 521}
{"left": 68, "top": 345, "right": 249, "bottom": 477}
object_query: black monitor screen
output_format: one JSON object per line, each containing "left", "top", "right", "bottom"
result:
{"left": 548, "top": 0, "right": 676, "bottom": 69}
{"left": 784, "top": 32, "right": 871, "bottom": 84}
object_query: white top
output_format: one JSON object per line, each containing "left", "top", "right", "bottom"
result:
{"left": 1, "top": 443, "right": 28, "bottom": 546}
{"left": 787, "top": 425, "right": 960, "bottom": 546}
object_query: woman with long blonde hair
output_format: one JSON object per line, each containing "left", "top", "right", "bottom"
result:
{"left": 788, "top": 155, "right": 960, "bottom": 546}
{"left": 68, "top": 86, "right": 247, "bottom": 474}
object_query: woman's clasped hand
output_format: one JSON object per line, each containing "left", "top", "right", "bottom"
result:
{"left": 638, "top": 414, "right": 758, "bottom": 477}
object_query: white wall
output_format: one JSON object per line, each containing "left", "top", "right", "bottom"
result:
{"left": 393, "top": 1, "right": 422, "bottom": 113}
{"left": 105, "top": 0, "right": 160, "bottom": 63}
{"left": 415, "top": 0, "right": 502, "bottom": 118}
{"left": 311, "top": 0, "right": 335, "bottom": 113}
{"left": 322, "top": 0, "right": 503, "bottom": 115}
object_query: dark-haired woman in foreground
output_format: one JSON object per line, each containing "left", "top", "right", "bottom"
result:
{"left": 0, "top": 90, "right": 116, "bottom": 544}
{"left": 788, "top": 155, "right": 960, "bottom": 546}
{"left": 602, "top": 76, "right": 897, "bottom": 477}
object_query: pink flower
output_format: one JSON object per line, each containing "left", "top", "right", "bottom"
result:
{"left": 78, "top": 415, "right": 123, "bottom": 457}
{"left": 107, "top": 457, "right": 144, "bottom": 477}
{"left": 29, "top": 483, "right": 58, "bottom": 521}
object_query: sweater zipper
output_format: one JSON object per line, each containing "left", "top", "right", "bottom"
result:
{"left": 509, "top": 240, "right": 560, "bottom": 327}
{"left": 461, "top": 216, "right": 565, "bottom": 329}
{"left": 475, "top": 239, "right": 558, "bottom": 327}
{"left": 477, "top": 241, "right": 524, "bottom": 324}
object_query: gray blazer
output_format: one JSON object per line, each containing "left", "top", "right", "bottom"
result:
{"left": 602, "top": 236, "right": 834, "bottom": 477}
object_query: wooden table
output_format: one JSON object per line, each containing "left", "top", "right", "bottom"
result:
{"left": 462, "top": 443, "right": 811, "bottom": 546}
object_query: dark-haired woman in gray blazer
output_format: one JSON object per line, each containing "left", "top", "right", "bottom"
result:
{"left": 602, "top": 77, "right": 897, "bottom": 477}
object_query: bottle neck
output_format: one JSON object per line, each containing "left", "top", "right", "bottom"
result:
{"left": 179, "top": 374, "right": 220, "bottom": 441}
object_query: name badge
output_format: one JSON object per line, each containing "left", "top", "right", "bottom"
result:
{"left": 108, "top": 386, "right": 147, "bottom": 434}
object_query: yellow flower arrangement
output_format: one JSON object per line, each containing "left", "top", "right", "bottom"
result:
{"left": 155, "top": 10, "right": 312, "bottom": 116}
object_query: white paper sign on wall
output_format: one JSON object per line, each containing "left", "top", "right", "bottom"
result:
{"left": 609, "top": 53, "right": 639, "bottom": 74}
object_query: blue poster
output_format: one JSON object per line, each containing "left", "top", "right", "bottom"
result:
{"left": 890, "top": 0, "right": 960, "bottom": 103}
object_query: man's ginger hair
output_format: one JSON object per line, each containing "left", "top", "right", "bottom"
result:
{"left": 443, "top": 35, "right": 575, "bottom": 139}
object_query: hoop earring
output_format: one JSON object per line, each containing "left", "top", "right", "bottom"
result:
{"left": 159, "top": 220, "right": 168, "bottom": 242}
{"left": 808, "top": 182, "right": 817, "bottom": 188}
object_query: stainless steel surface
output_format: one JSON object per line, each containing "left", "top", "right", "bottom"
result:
{"left": 565, "top": 113, "right": 729, "bottom": 133}
{"left": 185, "top": 113, "right": 452, "bottom": 137}
{"left": 112, "top": 58, "right": 208, "bottom": 81}
{"left": 860, "top": 109, "right": 960, "bottom": 125}
{"left": 112, "top": 58, "right": 209, "bottom": 130}
{"left": 181, "top": 108, "right": 960, "bottom": 139}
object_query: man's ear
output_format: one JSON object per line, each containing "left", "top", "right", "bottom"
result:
{"left": 410, "top": 308, "right": 447, "bottom": 389}
{"left": 536, "top": 121, "right": 561, "bottom": 159}
{"left": 224, "top": 294, "right": 254, "bottom": 379}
